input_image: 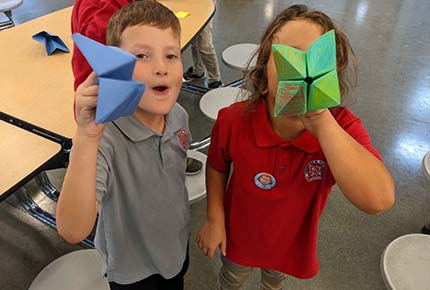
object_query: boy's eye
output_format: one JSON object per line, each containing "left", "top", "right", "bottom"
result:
{"left": 135, "top": 53, "right": 148, "bottom": 59}
{"left": 167, "top": 54, "right": 178, "bottom": 60}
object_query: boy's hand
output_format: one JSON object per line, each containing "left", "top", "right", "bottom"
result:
{"left": 75, "top": 72, "right": 106, "bottom": 139}
{"left": 196, "top": 219, "right": 226, "bottom": 258}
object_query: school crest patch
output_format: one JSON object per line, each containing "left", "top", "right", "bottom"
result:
{"left": 177, "top": 129, "right": 188, "bottom": 150}
{"left": 304, "top": 160, "right": 326, "bottom": 182}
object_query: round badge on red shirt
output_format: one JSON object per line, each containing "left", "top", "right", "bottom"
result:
{"left": 254, "top": 172, "right": 276, "bottom": 190}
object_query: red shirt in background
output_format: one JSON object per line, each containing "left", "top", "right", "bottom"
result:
{"left": 71, "top": 0, "right": 134, "bottom": 91}
{"left": 208, "top": 100, "right": 382, "bottom": 278}
{"left": 71, "top": 0, "right": 134, "bottom": 119}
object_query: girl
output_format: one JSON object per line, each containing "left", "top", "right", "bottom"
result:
{"left": 196, "top": 4, "right": 395, "bottom": 290}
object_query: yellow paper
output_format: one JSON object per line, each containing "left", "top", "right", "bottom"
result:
{"left": 175, "top": 11, "right": 190, "bottom": 19}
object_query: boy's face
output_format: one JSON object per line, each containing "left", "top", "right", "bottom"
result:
{"left": 266, "top": 19, "right": 323, "bottom": 107}
{"left": 120, "top": 25, "right": 182, "bottom": 117}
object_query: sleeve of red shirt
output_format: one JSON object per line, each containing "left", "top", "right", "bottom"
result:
{"left": 207, "top": 108, "right": 233, "bottom": 173}
{"left": 335, "top": 108, "right": 383, "bottom": 161}
{"left": 71, "top": 0, "right": 132, "bottom": 90}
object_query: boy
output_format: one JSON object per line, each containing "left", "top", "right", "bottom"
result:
{"left": 57, "top": 2, "right": 190, "bottom": 289}
{"left": 71, "top": 0, "right": 203, "bottom": 175}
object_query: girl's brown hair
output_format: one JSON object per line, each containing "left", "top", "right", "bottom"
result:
{"left": 106, "top": 0, "right": 181, "bottom": 47}
{"left": 243, "top": 4, "right": 357, "bottom": 110}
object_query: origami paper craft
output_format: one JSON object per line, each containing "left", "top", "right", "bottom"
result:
{"left": 72, "top": 33, "right": 145, "bottom": 124}
{"left": 32, "top": 31, "right": 70, "bottom": 55}
{"left": 272, "top": 29, "right": 340, "bottom": 117}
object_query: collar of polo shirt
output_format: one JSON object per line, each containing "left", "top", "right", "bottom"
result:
{"left": 113, "top": 108, "right": 183, "bottom": 142}
{"left": 252, "top": 101, "right": 321, "bottom": 153}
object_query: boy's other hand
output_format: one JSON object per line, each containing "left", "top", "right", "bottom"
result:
{"left": 196, "top": 220, "right": 226, "bottom": 258}
{"left": 75, "top": 72, "right": 106, "bottom": 139}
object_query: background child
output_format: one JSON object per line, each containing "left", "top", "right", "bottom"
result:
{"left": 196, "top": 4, "right": 395, "bottom": 290}
{"left": 71, "top": 0, "right": 135, "bottom": 91}
{"left": 57, "top": 2, "right": 191, "bottom": 290}
{"left": 183, "top": 0, "right": 222, "bottom": 89}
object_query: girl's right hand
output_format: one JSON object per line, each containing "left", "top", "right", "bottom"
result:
{"left": 196, "top": 219, "right": 227, "bottom": 258}
{"left": 74, "top": 72, "right": 106, "bottom": 139}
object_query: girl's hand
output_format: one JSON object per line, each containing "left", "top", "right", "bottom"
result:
{"left": 298, "top": 108, "right": 333, "bottom": 137}
{"left": 74, "top": 72, "right": 106, "bottom": 139}
{"left": 196, "top": 219, "right": 227, "bottom": 258}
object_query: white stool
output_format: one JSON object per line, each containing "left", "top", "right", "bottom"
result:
{"left": 380, "top": 234, "right": 430, "bottom": 290}
{"left": 186, "top": 150, "right": 207, "bottom": 204}
{"left": 199, "top": 87, "right": 249, "bottom": 120}
{"left": 0, "top": 0, "right": 23, "bottom": 30}
{"left": 29, "top": 249, "right": 109, "bottom": 290}
{"left": 423, "top": 151, "right": 430, "bottom": 181}
{"left": 421, "top": 151, "right": 430, "bottom": 234}
{"left": 222, "top": 43, "right": 259, "bottom": 72}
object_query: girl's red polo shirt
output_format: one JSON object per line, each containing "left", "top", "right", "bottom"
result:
{"left": 208, "top": 100, "right": 381, "bottom": 278}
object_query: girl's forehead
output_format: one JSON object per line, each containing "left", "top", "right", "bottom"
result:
{"left": 272, "top": 19, "right": 323, "bottom": 51}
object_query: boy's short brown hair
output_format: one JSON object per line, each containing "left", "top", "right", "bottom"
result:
{"left": 107, "top": 0, "right": 181, "bottom": 47}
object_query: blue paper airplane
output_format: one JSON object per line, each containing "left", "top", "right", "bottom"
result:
{"left": 32, "top": 31, "right": 70, "bottom": 55}
{"left": 72, "top": 33, "right": 146, "bottom": 123}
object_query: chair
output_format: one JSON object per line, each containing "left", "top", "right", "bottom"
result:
{"left": 221, "top": 43, "right": 259, "bottom": 87}
{"left": 186, "top": 150, "right": 207, "bottom": 204}
{"left": 29, "top": 249, "right": 109, "bottom": 290}
{"left": 380, "top": 234, "right": 430, "bottom": 290}
{"left": 0, "top": 0, "right": 23, "bottom": 30}
{"left": 199, "top": 87, "right": 250, "bottom": 121}
{"left": 421, "top": 151, "right": 430, "bottom": 234}
{"left": 423, "top": 151, "right": 430, "bottom": 182}
{"left": 222, "top": 43, "right": 259, "bottom": 72}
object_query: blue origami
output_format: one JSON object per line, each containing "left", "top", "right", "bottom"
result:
{"left": 72, "top": 33, "right": 146, "bottom": 124}
{"left": 32, "top": 31, "right": 70, "bottom": 55}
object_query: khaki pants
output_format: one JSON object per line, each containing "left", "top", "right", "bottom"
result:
{"left": 191, "top": 0, "right": 221, "bottom": 83}
{"left": 219, "top": 256, "right": 286, "bottom": 290}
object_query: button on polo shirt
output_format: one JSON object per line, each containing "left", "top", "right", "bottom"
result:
{"left": 208, "top": 100, "right": 381, "bottom": 278}
{"left": 94, "top": 103, "right": 191, "bottom": 284}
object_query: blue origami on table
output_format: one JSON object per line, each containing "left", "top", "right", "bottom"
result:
{"left": 32, "top": 31, "right": 69, "bottom": 55}
{"left": 72, "top": 33, "right": 146, "bottom": 123}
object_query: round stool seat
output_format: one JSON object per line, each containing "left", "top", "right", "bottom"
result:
{"left": 186, "top": 150, "right": 207, "bottom": 204}
{"left": 0, "top": 0, "right": 22, "bottom": 11}
{"left": 29, "top": 249, "right": 109, "bottom": 290}
{"left": 423, "top": 151, "right": 430, "bottom": 181}
{"left": 222, "top": 43, "right": 259, "bottom": 71}
{"left": 381, "top": 234, "right": 430, "bottom": 290}
{"left": 199, "top": 87, "right": 249, "bottom": 120}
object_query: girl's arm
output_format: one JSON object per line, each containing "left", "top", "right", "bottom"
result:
{"left": 56, "top": 73, "right": 105, "bottom": 243}
{"left": 303, "top": 110, "right": 395, "bottom": 214}
{"left": 196, "top": 163, "right": 229, "bottom": 258}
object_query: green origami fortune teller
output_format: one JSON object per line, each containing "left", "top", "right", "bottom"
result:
{"left": 273, "top": 29, "right": 340, "bottom": 117}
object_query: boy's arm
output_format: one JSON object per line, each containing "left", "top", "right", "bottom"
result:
{"left": 302, "top": 110, "right": 395, "bottom": 214}
{"left": 57, "top": 72, "right": 106, "bottom": 243}
{"left": 197, "top": 163, "right": 229, "bottom": 258}
{"left": 56, "top": 135, "right": 100, "bottom": 243}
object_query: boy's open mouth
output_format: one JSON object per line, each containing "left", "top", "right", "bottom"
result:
{"left": 153, "top": 86, "right": 168, "bottom": 92}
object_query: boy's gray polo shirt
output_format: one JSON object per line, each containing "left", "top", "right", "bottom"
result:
{"left": 94, "top": 103, "right": 191, "bottom": 284}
